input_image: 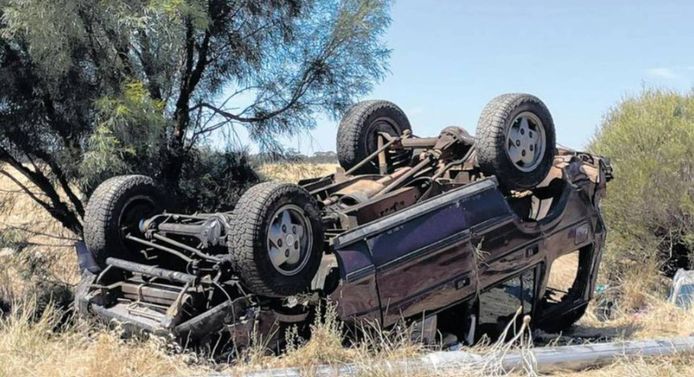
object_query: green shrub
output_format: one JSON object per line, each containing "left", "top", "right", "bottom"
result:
{"left": 590, "top": 89, "right": 694, "bottom": 278}
{"left": 176, "top": 149, "right": 260, "bottom": 213}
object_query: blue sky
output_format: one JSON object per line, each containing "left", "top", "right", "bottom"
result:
{"left": 261, "top": 0, "right": 694, "bottom": 153}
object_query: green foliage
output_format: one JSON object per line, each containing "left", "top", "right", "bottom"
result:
{"left": 80, "top": 81, "right": 168, "bottom": 191}
{"left": 1, "top": 0, "right": 89, "bottom": 78}
{"left": 149, "top": 0, "right": 208, "bottom": 29}
{"left": 177, "top": 149, "right": 259, "bottom": 212}
{"left": 590, "top": 89, "right": 694, "bottom": 276}
{"left": 0, "top": 0, "right": 393, "bottom": 234}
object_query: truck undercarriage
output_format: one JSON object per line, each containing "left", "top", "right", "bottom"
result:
{"left": 75, "top": 93, "right": 612, "bottom": 351}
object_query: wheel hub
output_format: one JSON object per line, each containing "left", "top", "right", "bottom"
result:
{"left": 505, "top": 112, "right": 546, "bottom": 172}
{"left": 266, "top": 204, "right": 312, "bottom": 276}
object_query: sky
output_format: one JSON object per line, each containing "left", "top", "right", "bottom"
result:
{"left": 250, "top": 0, "right": 694, "bottom": 153}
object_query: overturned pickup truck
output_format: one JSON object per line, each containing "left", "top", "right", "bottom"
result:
{"left": 75, "top": 93, "right": 612, "bottom": 348}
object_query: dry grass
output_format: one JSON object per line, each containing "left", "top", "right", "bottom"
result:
{"left": 0, "top": 165, "right": 80, "bottom": 302}
{"left": 558, "top": 355, "right": 694, "bottom": 377}
{"left": 0, "top": 301, "right": 201, "bottom": 377}
{"left": 575, "top": 301, "right": 694, "bottom": 342}
{"left": 257, "top": 163, "right": 337, "bottom": 182}
{"left": 2, "top": 162, "right": 694, "bottom": 376}
{"left": 228, "top": 305, "right": 429, "bottom": 376}
{"left": 570, "top": 266, "right": 694, "bottom": 342}
{"left": 0, "top": 298, "right": 430, "bottom": 377}
{"left": 0, "top": 298, "right": 532, "bottom": 377}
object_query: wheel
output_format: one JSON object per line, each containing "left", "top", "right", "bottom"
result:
{"left": 337, "top": 100, "right": 413, "bottom": 174}
{"left": 83, "top": 175, "right": 163, "bottom": 267}
{"left": 475, "top": 93, "right": 556, "bottom": 191}
{"left": 229, "top": 182, "right": 324, "bottom": 297}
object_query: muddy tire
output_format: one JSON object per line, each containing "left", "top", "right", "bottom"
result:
{"left": 229, "top": 182, "right": 324, "bottom": 297}
{"left": 476, "top": 94, "right": 556, "bottom": 191}
{"left": 84, "top": 175, "right": 163, "bottom": 267}
{"left": 337, "top": 100, "right": 412, "bottom": 174}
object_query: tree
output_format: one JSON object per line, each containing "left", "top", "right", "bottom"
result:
{"left": 589, "top": 89, "right": 694, "bottom": 277}
{"left": 0, "top": 0, "right": 391, "bottom": 235}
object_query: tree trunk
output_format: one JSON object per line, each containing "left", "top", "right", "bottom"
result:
{"left": 161, "top": 117, "right": 187, "bottom": 189}
{"left": 161, "top": 22, "right": 212, "bottom": 190}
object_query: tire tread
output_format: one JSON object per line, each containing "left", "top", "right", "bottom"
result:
{"left": 229, "top": 182, "right": 323, "bottom": 297}
{"left": 336, "top": 100, "right": 411, "bottom": 173}
{"left": 475, "top": 93, "right": 556, "bottom": 190}
{"left": 83, "top": 175, "right": 157, "bottom": 266}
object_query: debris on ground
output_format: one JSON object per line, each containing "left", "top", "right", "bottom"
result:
{"left": 671, "top": 269, "right": 694, "bottom": 309}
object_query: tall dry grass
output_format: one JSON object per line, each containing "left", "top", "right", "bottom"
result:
{"left": 0, "top": 165, "right": 81, "bottom": 302}
{"left": 0, "top": 300, "right": 201, "bottom": 377}
{"left": 573, "top": 266, "right": 694, "bottom": 342}
{"left": 1, "top": 292, "right": 692, "bottom": 377}
{"left": 0, "top": 297, "right": 539, "bottom": 377}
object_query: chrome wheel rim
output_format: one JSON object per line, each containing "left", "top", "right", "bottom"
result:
{"left": 504, "top": 112, "right": 546, "bottom": 172}
{"left": 266, "top": 204, "right": 312, "bottom": 276}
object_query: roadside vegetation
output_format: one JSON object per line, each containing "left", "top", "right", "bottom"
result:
{"left": 588, "top": 89, "right": 694, "bottom": 314}
{"left": 0, "top": 0, "right": 391, "bottom": 234}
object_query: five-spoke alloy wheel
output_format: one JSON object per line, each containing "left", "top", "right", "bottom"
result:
{"left": 476, "top": 93, "right": 556, "bottom": 191}
{"left": 230, "top": 182, "right": 324, "bottom": 297}
{"left": 505, "top": 112, "right": 547, "bottom": 173}
{"left": 266, "top": 204, "right": 313, "bottom": 276}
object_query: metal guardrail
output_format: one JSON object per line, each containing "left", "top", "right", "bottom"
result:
{"left": 226, "top": 336, "right": 694, "bottom": 377}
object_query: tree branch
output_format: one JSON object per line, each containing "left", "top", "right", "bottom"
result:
{"left": 30, "top": 149, "right": 85, "bottom": 217}
{"left": 0, "top": 222, "right": 80, "bottom": 242}
{"left": 0, "top": 170, "right": 52, "bottom": 211}
{"left": 172, "top": 19, "right": 200, "bottom": 141}
{"left": 188, "top": 30, "right": 211, "bottom": 95}
{"left": 194, "top": 71, "right": 314, "bottom": 124}
{"left": 135, "top": 30, "right": 163, "bottom": 101}
{"left": 0, "top": 148, "right": 82, "bottom": 235}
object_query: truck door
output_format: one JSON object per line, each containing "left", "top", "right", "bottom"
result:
{"left": 335, "top": 179, "right": 510, "bottom": 326}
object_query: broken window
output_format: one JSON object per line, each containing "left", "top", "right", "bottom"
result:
{"left": 544, "top": 250, "right": 581, "bottom": 303}
{"left": 478, "top": 267, "right": 537, "bottom": 339}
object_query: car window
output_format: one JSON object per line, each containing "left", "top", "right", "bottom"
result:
{"left": 520, "top": 268, "right": 535, "bottom": 312}
{"left": 478, "top": 267, "right": 536, "bottom": 338}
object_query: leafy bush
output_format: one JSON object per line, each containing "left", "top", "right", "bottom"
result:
{"left": 590, "top": 89, "right": 694, "bottom": 278}
{"left": 176, "top": 149, "right": 259, "bottom": 213}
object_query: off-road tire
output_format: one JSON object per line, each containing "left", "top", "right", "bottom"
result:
{"left": 84, "top": 175, "right": 163, "bottom": 267}
{"left": 337, "top": 100, "right": 412, "bottom": 174}
{"left": 476, "top": 93, "right": 556, "bottom": 191}
{"left": 229, "top": 182, "right": 324, "bottom": 297}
